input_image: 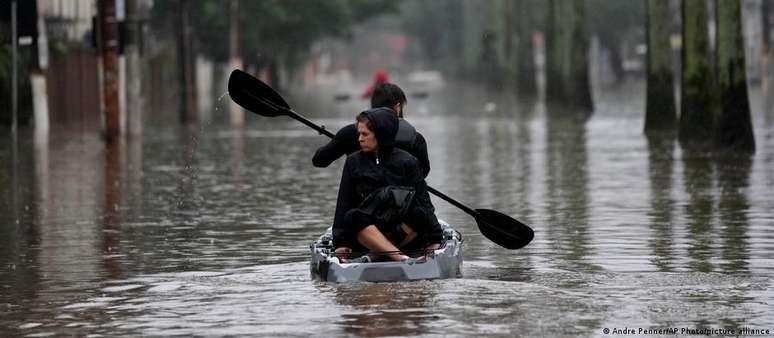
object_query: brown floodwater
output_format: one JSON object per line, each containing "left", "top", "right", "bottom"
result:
{"left": 1, "top": 81, "right": 772, "bottom": 337}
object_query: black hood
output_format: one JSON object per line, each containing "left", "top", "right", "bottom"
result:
{"left": 360, "top": 107, "right": 399, "bottom": 154}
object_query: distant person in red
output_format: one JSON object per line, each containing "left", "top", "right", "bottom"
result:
{"left": 361, "top": 69, "right": 389, "bottom": 99}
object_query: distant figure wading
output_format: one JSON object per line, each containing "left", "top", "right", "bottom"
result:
{"left": 361, "top": 69, "right": 389, "bottom": 100}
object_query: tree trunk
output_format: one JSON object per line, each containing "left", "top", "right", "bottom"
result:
{"left": 545, "top": 0, "right": 590, "bottom": 114}
{"left": 98, "top": 0, "right": 121, "bottom": 141}
{"left": 714, "top": 0, "right": 755, "bottom": 152}
{"left": 125, "top": 0, "right": 143, "bottom": 137}
{"left": 229, "top": 0, "right": 244, "bottom": 127}
{"left": 763, "top": 0, "right": 770, "bottom": 92}
{"left": 644, "top": 0, "right": 677, "bottom": 133}
{"left": 503, "top": 0, "right": 514, "bottom": 62}
{"left": 570, "top": 0, "right": 593, "bottom": 114}
{"left": 679, "top": 0, "right": 714, "bottom": 149}
{"left": 515, "top": 0, "right": 537, "bottom": 97}
{"left": 545, "top": 0, "right": 569, "bottom": 105}
{"left": 177, "top": 0, "right": 197, "bottom": 124}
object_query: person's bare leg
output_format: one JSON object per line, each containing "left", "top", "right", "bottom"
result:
{"left": 357, "top": 225, "right": 406, "bottom": 261}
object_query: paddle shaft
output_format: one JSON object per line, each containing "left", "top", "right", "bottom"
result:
{"left": 250, "top": 93, "right": 336, "bottom": 138}
{"left": 286, "top": 108, "right": 335, "bottom": 139}
{"left": 427, "top": 186, "right": 478, "bottom": 217}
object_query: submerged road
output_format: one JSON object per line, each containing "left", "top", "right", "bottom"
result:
{"left": 1, "top": 80, "right": 773, "bottom": 336}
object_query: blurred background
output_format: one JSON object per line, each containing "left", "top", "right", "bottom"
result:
{"left": 0, "top": 0, "right": 766, "bottom": 137}
{"left": 2, "top": 1, "right": 774, "bottom": 336}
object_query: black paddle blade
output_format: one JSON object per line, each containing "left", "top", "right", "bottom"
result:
{"left": 228, "top": 69, "right": 290, "bottom": 117}
{"left": 474, "top": 209, "right": 534, "bottom": 249}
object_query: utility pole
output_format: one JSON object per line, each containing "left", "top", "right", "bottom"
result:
{"left": 98, "top": 0, "right": 121, "bottom": 142}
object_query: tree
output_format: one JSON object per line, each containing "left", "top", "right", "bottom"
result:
{"left": 176, "top": 0, "right": 197, "bottom": 123}
{"left": 402, "top": 0, "right": 464, "bottom": 75}
{"left": 0, "top": 1, "right": 36, "bottom": 126}
{"left": 644, "top": 0, "right": 677, "bottom": 133}
{"left": 569, "top": 0, "right": 593, "bottom": 113}
{"left": 714, "top": 0, "right": 755, "bottom": 152}
{"left": 545, "top": 0, "right": 592, "bottom": 114}
{"left": 679, "top": 0, "right": 714, "bottom": 148}
{"left": 150, "top": 0, "right": 399, "bottom": 89}
{"left": 545, "top": 0, "right": 571, "bottom": 106}
{"left": 587, "top": 0, "right": 645, "bottom": 83}
{"left": 514, "top": 0, "right": 537, "bottom": 97}
{"left": 237, "top": 0, "right": 399, "bottom": 87}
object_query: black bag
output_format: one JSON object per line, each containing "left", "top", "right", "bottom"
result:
{"left": 358, "top": 185, "right": 416, "bottom": 226}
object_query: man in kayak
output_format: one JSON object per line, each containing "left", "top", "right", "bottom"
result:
{"left": 332, "top": 108, "right": 443, "bottom": 262}
{"left": 313, "top": 83, "right": 431, "bottom": 177}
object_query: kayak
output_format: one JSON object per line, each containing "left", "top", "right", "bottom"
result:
{"left": 309, "top": 220, "right": 463, "bottom": 282}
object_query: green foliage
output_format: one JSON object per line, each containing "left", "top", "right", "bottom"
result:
{"left": 150, "top": 0, "right": 400, "bottom": 68}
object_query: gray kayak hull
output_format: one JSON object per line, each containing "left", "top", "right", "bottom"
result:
{"left": 309, "top": 220, "right": 463, "bottom": 283}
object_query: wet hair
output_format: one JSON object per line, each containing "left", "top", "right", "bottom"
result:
{"left": 370, "top": 83, "right": 407, "bottom": 117}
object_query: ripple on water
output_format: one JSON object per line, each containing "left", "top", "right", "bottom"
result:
{"left": 3, "top": 83, "right": 774, "bottom": 337}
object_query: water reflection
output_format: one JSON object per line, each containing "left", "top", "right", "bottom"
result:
{"left": 125, "top": 135, "right": 144, "bottom": 218}
{"left": 485, "top": 101, "right": 536, "bottom": 280}
{"left": 2, "top": 80, "right": 774, "bottom": 336}
{"left": 512, "top": 103, "right": 536, "bottom": 225}
{"left": 103, "top": 138, "right": 124, "bottom": 279}
{"left": 715, "top": 153, "right": 752, "bottom": 274}
{"left": 646, "top": 132, "right": 676, "bottom": 271}
{"left": 36, "top": 133, "right": 104, "bottom": 299}
{"left": 544, "top": 112, "right": 593, "bottom": 271}
{"left": 679, "top": 150, "right": 754, "bottom": 274}
{"left": 174, "top": 125, "right": 203, "bottom": 218}
{"left": 764, "top": 87, "right": 774, "bottom": 126}
{"left": 332, "top": 282, "right": 436, "bottom": 337}
{"left": 1, "top": 131, "right": 42, "bottom": 336}
{"left": 682, "top": 152, "right": 715, "bottom": 272}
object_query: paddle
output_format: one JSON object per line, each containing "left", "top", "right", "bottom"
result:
{"left": 228, "top": 69, "right": 534, "bottom": 249}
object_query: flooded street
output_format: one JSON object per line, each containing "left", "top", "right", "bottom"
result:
{"left": 1, "top": 81, "right": 773, "bottom": 337}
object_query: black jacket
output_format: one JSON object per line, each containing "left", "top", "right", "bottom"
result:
{"left": 332, "top": 108, "right": 442, "bottom": 247}
{"left": 312, "top": 115, "right": 431, "bottom": 177}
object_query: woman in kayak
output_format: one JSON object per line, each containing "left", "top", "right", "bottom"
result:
{"left": 333, "top": 108, "right": 442, "bottom": 262}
